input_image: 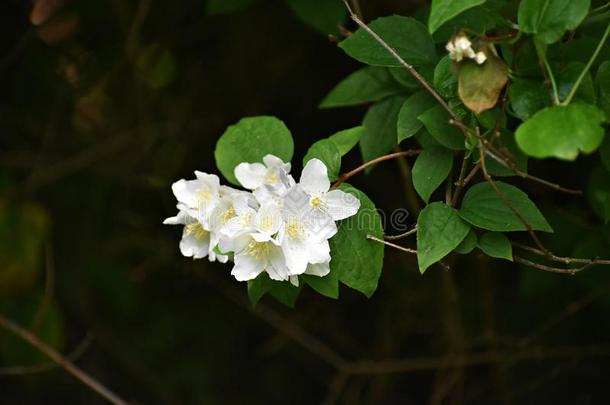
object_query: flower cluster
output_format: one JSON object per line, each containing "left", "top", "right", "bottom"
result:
{"left": 164, "top": 155, "right": 361, "bottom": 286}
{"left": 446, "top": 34, "right": 487, "bottom": 64}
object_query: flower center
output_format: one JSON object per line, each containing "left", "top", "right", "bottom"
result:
{"left": 310, "top": 196, "right": 323, "bottom": 208}
{"left": 263, "top": 170, "right": 279, "bottom": 185}
{"left": 286, "top": 221, "right": 305, "bottom": 240}
{"left": 245, "top": 240, "right": 272, "bottom": 261}
{"left": 186, "top": 222, "right": 208, "bottom": 241}
{"left": 222, "top": 207, "right": 236, "bottom": 223}
{"left": 196, "top": 188, "right": 213, "bottom": 205}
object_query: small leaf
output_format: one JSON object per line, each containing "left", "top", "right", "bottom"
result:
{"left": 454, "top": 229, "right": 478, "bottom": 254}
{"left": 518, "top": 0, "right": 590, "bottom": 44}
{"left": 302, "top": 272, "right": 339, "bottom": 299}
{"left": 328, "top": 126, "right": 364, "bottom": 156}
{"left": 433, "top": 55, "right": 457, "bottom": 98}
{"left": 247, "top": 274, "right": 272, "bottom": 306}
{"left": 458, "top": 54, "right": 508, "bottom": 114}
{"left": 397, "top": 91, "right": 437, "bottom": 142}
{"left": 417, "top": 105, "right": 465, "bottom": 150}
{"left": 509, "top": 78, "right": 548, "bottom": 120}
{"left": 428, "top": 0, "right": 486, "bottom": 34}
{"left": 596, "top": 61, "right": 610, "bottom": 119}
{"left": 285, "top": 0, "right": 346, "bottom": 34}
{"left": 412, "top": 147, "right": 454, "bottom": 203}
{"left": 417, "top": 202, "right": 471, "bottom": 273}
{"left": 556, "top": 61, "right": 596, "bottom": 104}
{"left": 459, "top": 181, "right": 553, "bottom": 232}
{"left": 330, "top": 184, "right": 384, "bottom": 297}
{"left": 360, "top": 96, "right": 406, "bottom": 169}
{"left": 339, "top": 16, "right": 436, "bottom": 67}
{"left": 269, "top": 281, "right": 302, "bottom": 308}
{"left": 320, "top": 67, "right": 404, "bottom": 108}
{"left": 215, "top": 116, "right": 294, "bottom": 185}
{"left": 478, "top": 232, "right": 513, "bottom": 261}
{"left": 303, "top": 139, "right": 341, "bottom": 180}
{"left": 515, "top": 103, "right": 606, "bottom": 161}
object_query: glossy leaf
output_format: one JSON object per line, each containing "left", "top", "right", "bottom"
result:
{"left": 320, "top": 67, "right": 403, "bottom": 108}
{"left": 329, "top": 184, "right": 384, "bottom": 297}
{"left": 339, "top": 16, "right": 436, "bottom": 67}
{"left": 518, "top": 0, "right": 590, "bottom": 44}
{"left": 428, "top": 0, "right": 486, "bottom": 34}
{"left": 515, "top": 103, "right": 606, "bottom": 161}
{"left": 328, "top": 126, "right": 364, "bottom": 155}
{"left": 418, "top": 105, "right": 465, "bottom": 150}
{"left": 478, "top": 231, "right": 513, "bottom": 261}
{"left": 412, "top": 147, "right": 454, "bottom": 203}
{"left": 460, "top": 181, "right": 553, "bottom": 232}
{"left": 454, "top": 228, "right": 478, "bottom": 254}
{"left": 397, "top": 91, "right": 437, "bottom": 143}
{"left": 302, "top": 272, "right": 339, "bottom": 299}
{"left": 215, "top": 116, "right": 294, "bottom": 185}
{"left": 303, "top": 139, "right": 341, "bottom": 180}
{"left": 417, "top": 202, "right": 471, "bottom": 273}
{"left": 360, "top": 96, "right": 406, "bottom": 169}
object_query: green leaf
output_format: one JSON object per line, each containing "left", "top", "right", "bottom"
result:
{"left": 269, "top": 281, "right": 302, "bottom": 308}
{"left": 360, "top": 96, "right": 406, "bottom": 169}
{"left": 477, "top": 231, "right": 513, "bottom": 261}
{"left": 454, "top": 229, "right": 478, "bottom": 254}
{"left": 320, "top": 67, "right": 403, "bottom": 108}
{"left": 215, "top": 116, "right": 294, "bottom": 185}
{"left": 339, "top": 16, "right": 436, "bottom": 67}
{"left": 556, "top": 61, "right": 596, "bottom": 104}
{"left": 247, "top": 274, "right": 272, "bottom": 306}
{"left": 412, "top": 147, "right": 454, "bottom": 203}
{"left": 417, "top": 105, "right": 466, "bottom": 150}
{"left": 433, "top": 55, "right": 457, "bottom": 98}
{"left": 302, "top": 272, "right": 339, "bottom": 299}
{"left": 329, "top": 126, "right": 364, "bottom": 156}
{"left": 397, "top": 91, "right": 437, "bottom": 142}
{"left": 509, "top": 78, "right": 548, "bottom": 120}
{"left": 329, "top": 184, "right": 384, "bottom": 297}
{"left": 417, "top": 202, "right": 471, "bottom": 273}
{"left": 475, "top": 130, "right": 528, "bottom": 177}
{"left": 206, "top": 0, "right": 256, "bottom": 15}
{"left": 458, "top": 54, "right": 509, "bottom": 114}
{"left": 414, "top": 128, "right": 442, "bottom": 149}
{"left": 587, "top": 164, "right": 610, "bottom": 222}
{"left": 459, "top": 181, "right": 553, "bottom": 232}
{"left": 432, "top": 0, "right": 508, "bottom": 43}
{"left": 428, "top": 0, "right": 486, "bottom": 34}
{"left": 303, "top": 139, "right": 341, "bottom": 180}
{"left": 285, "top": 0, "right": 346, "bottom": 34}
{"left": 515, "top": 103, "right": 606, "bottom": 161}
{"left": 518, "top": 0, "right": 591, "bottom": 44}
{"left": 596, "top": 60, "right": 610, "bottom": 118}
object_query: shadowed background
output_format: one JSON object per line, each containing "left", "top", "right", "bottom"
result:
{"left": 1, "top": 0, "right": 610, "bottom": 404}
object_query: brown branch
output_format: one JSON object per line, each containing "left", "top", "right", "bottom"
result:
{"left": 0, "top": 333, "right": 93, "bottom": 376}
{"left": 0, "top": 314, "right": 130, "bottom": 405}
{"left": 513, "top": 242, "right": 610, "bottom": 267}
{"left": 384, "top": 227, "right": 417, "bottom": 241}
{"left": 341, "top": 0, "right": 458, "bottom": 121}
{"left": 450, "top": 154, "right": 470, "bottom": 207}
{"left": 332, "top": 150, "right": 421, "bottom": 188}
{"left": 366, "top": 235, "right": 417, "bottom": 255}
{"left": 513, "top": 256, "right": 591, "bottom": 275}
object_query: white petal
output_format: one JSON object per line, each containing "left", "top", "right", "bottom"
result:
{"left": 304, "top": 261, "right": 330, "bottom": 277}
{"left": 281, "top": 239, "right": 309, "bottom": 275}
{"left": 307, "top": 240, "right": 331, "bottom": 264}
{"left": 232, "top": 253, "right": 264, "bottom": 281}
{"left": 163, "top": 209, "right": 190, "bottom": 225}
{"left": 179, "top": 232, "right": 210, "bottom": 259}
{"left": 267, "top": 246, "right": 290, "bottom": 281}
{"left": 300, "top": 159, "right": 330, "bottom": 194}
{"left": 194, "top": 172, "right": 220, "bottom": 189}
{"left": 263, "top": 154, "right": 286, "bottom": 168}
{"left": 289, "top": 275, "right": 299, "bottom": 287}
{"left": 254, "top": 203, "right": 282, "bottom": 236}
{"left": 234, "top": 162, "right": 267, "bottom": 190}
{"left": 171, "top": 179, "right": 199, "bottom": 207}
{"left": 325, "top": 189, "right": 360, "bottom": 221}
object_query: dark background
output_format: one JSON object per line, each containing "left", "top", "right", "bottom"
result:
{"left": 1, "top": 0, "right": 610, "bottom": 404}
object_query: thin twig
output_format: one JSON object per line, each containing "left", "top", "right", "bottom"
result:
{"left": 513, "top": 256, "right": 590, "bottom": 275}
{"left": 450, "top": 154, "right": 470, "bottom": 207}
{"left": 0, "top": 333, "right": 93, "bottom": 376}
{"left": 341, "top": 0, "right": 457, "bottom": 120}
{"left": 0, "top": 314, "right": 130, "bottom": 405}
{"left": 366, "top": 235, "right": 417, "bottom": 254}
{"left": 513, "top": 242, "right": 610, "bottom": 267}
{"left": 332, "top": 150, "right": 421, "bottom": 188}
{"left": 384, "top": 227, "right": 417, "bottom": 241}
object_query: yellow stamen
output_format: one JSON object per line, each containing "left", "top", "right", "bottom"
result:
{"left": 310, "top": 196, "right": 323, "bottom": 208}
{"left": 186, "top": 222, "right": 208, "bottom": 241}
{"left": 222, "top": 207, "right": 236, "bottom": 223}
{"left": 263, "top": 170, "right": 279, "bottom": 185}
{"left": 245, "top": 240, "right": 272, "bottom": 261}
{"left": 286, "top": 221, "right": 304, "bottom": 240}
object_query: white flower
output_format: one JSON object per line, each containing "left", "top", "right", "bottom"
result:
{"left": 297, "top": 159, "right": 360, "bottom": 222}
{"left": 163, "top": 209, "right": 228, "bottom": 263}
{"left": 170, "top": 171, "right": 222, "bottom": 225}
{"left": 234, "top": 154, "right": 294, "bottom": 192}
{"left": 446, "top": 35, "right": 486, "bottom": 65}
